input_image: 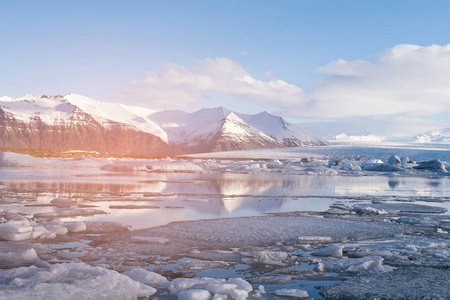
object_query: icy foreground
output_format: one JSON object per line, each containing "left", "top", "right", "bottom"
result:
{"left": 0, "top": 205, "right": 449, "bottom": 299}
{"left": 0, "top": 142, "right": 449, "bottom": 299}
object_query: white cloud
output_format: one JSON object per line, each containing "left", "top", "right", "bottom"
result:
{"left": 299, "top": 44, "right": 450, "bottom": 118}
{"left": 113, "top": 58, "right": 306, "bottom": 109}
{"left": 114, "top": 44, "right": 450, "bottom": 122}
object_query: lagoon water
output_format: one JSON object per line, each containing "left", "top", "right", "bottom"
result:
{"left": 1, "top": 151, "right": 450, "bottom": 299}
{"left": 2, "top": 167, "right": 449, "bottom": 229}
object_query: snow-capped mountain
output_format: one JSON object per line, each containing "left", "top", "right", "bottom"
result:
{"left": 0, "top": 94, "right": 179, "bottom": 156}
{"left": 0, "top": 94, "right": 325, "bottom": 155}
{"left": 413, "top": 128, "right": 450, "bottom": 143}
{"left": 149, "top": 107, "right": 325, "bottom": 153}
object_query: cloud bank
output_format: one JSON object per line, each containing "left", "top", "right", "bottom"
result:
{"left": 115, "top": 44, "right": 450, "bottom": 119}
{"left": 304, "top": 44, "right": 450, "bottom": 118}
{"left": 114, "top": 58, "right": 306, "bottom": 110}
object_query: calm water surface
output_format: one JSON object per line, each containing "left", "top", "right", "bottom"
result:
{"left": 1, "top": 167, "right": 449, "bottom": 229}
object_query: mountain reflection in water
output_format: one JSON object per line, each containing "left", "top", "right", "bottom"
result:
{"left": 1, "top": 170, "right": 449, "bottom": 229}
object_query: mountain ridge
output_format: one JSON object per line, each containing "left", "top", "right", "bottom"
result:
{"left": 0, "top": 94, "right": 326, "bottom": 155}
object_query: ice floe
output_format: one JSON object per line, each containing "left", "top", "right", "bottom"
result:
{"left": 0, "top": 248, "right": 38, "bottom": 268}
{"left": 123, "top": 267, "right": 169, "bottom": 286}
{"left": 169, "top": 277, "right": 252, "bottom": 300}
{"left": 273, "top": 288, "right": 308, "bottom": 298}
{"left": 0, "top": 263, "right": 157, "bottom": 299}
{"left": 311, "top": 245, "right": 344, "bottom": 258}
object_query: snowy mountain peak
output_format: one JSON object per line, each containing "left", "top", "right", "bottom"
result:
{"left": 1, "top": 93, "right": 325, "bottom": 154}
{"left": 23, "top": 93, "right": 38, "bottom": 100}
{"left": 221, "top": 112, "right": 256, "bottom": 135}
{"left": 0, "top": 94, "right": 168, "bottom": 142}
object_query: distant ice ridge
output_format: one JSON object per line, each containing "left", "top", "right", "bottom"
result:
{"left": 0, "top": 152, "right": 111, "bottom": 168}
{"left": 1, "top": 141, "right": 450, "bottom": 177}
{"left": 414, "top": 127, "right": 450, "bottom": 143}
{"left": 331, "top": 133, "right": 387, "bottom": 142}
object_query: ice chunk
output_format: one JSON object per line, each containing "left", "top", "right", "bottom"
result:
{"left": 32, "top": 225, "right": 56, "bottom": 239}
{"left": 64, "top": 222, "right": 86, "bottom": 233}
{"left": 273, "top": 288, "right": 308, "bottom": 298}
{"left": 4, "top": 215, "right": 30, "bottom": 225}
{"left": 42, "top": 224, "right": 69, "bottom": 236}
{"left": 205, "top": 283, "right": 238, "bottom": 295}
{"left": 253, "top": 251, "right": 289, "bottom": 266}
{"left": 352, "top": 206, "right": 389, "bottom": 215}
{"left": 177, "top": 259, "right": 231, "bottom": 271}
{"left": 268, "top": 159, "right": 283, "bottom": 166}
{"left": 123, "top": 268, "right": 169, "bottom": 286}
{"left": 178, "top": 289, "right": 212, "bottom": 300}
{"left": 317, "top": 255, "right": 384, "bottom": 273}
{"left": 0, "top": 248, "right": 38, "bottom": 268}
{"left": 169, "top": 277, "right": 252, "bottom": 299}
{"left": 170, "top": 278, "right": 222, "bottom": 294}
{"left": 401, "top": 156, "right": 412, "bottom": 164}
{"left": 101, "top": 164, "right": 134, "bottom": 172}
{"left": 413, "top": 159, "right": 447, "bottom": 172}
{"left": 146, "top": 161, "right": 203, "bottom": 172}
{"left": 0, "top": 263, "right": 156, "bottom": 299}
{"left": 226, "top": 278, "right": 252, "bottom": 293}
{"left": 0, "top": 221, "right": 34, "bottom": 241}
{"left": 362, "top": 163, "right": 404, "bottom": 172}
{"left": 387, "top": 155, "right": 401, "bottom": 165}
{"left": 311, "top": 245, "right": 344, "bottom": 258}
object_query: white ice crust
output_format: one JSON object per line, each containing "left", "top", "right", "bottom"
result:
{"left": 0, "top": 263, "right": 157, "bottom": 299}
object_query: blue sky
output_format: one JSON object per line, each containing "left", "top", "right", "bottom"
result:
{"left": 1, "top": 0, "right": 449, "bottom": 138}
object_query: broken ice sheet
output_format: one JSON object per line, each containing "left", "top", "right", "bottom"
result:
{"left": 0, "top": 263, "right": 157, "bottom": 300}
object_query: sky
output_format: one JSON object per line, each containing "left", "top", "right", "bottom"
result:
{"left": 1, "top": 0, "right": 449, "bottom": 140}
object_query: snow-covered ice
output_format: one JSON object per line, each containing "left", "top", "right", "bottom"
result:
{"left": 311, "top": 245, "right": 344, "bottom": 258}
{"left": 0, "top": 263, "right": 157, "bottom": 299}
